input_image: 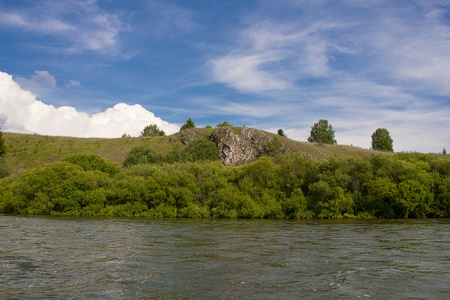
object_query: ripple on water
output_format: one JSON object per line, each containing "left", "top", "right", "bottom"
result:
{"left": 0, "top": 216, "right": 449, "bottom": 299}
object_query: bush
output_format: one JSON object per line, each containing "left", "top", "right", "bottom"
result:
{"left": 63, "top": 154, "right": 121, "bottom": 175}
{"left": 0, "top": 156, "right": 10, "bottom": 179}
{"left": 123, "top": 146, "right": 164, "bottom": 167}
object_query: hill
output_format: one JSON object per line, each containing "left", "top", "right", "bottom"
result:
{"left": 4, "top": 127, "right": 382, "bottom": 174}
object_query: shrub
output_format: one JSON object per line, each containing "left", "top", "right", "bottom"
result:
{"left": 63, "top": 154, "right": 121, "bottom": 175}
{"left": 123, "top": 146, "right": 164, "bottom": 167}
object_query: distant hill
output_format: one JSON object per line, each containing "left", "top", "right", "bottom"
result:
{"left": 4, "top": 127, "right": 383, "bottom": 174}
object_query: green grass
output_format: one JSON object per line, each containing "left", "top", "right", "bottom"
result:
{"left": 3, "top": 128, "right": 435, "bottom": 175}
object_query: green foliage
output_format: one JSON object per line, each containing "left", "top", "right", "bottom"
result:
{"left": 63, "top": 154, "right": 121, "bottom": 175}
{"left": 444, "top": 148, "right": 447, "bottom": 156}
{"left": 216, "top": 121, "right": 232, "bottom": 127}
{"left": 307, "top": 119, "right": 337, "bottom": 144}
{"left": 0, "top": 126, "right": 5, "bottom": 156}
{"left": 124, "top": 140, "right": 219, "bottom": 167}
{"left": 123, "top": 146, "right": 164, "bottom": 167}
{"left": 1, "top": 151, "right": 449, "bottom": 219}
{"left": 183, "top": 139, "right": 219, "bottom": 162}
{"left": 264, "top": 137, "right": 285, "bottom": 156}
{"left": 0, "top": 156, "right": 10, "bottom": 179}
{"left": 277, "top": 129, "right": 287, "bottom": 137}
{"left": 140, "top": 124, "right": 165, "bottom": 137}
{"left": 180, "top": 118, "right": 195, "bottom": 131}
{"left": 371, "top": 128, "right": 393, "bottom": 152}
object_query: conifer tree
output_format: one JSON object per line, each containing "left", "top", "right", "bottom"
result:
{"left": 180, "top": 118, "right": 196, "bottom": 131}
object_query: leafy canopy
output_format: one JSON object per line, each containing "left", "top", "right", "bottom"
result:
{"left": 180, "top": 118, "right": 195, "bottom": 131}
{"left": 307, "top": 119, "right": 337, "bottom": 144}
{"left": 371, "top": 128, "right": 393, "bottom": 152}
{"left": 140, "top": 124, "right": 165, "bottom": 137}
{"left": 0, "top": 126, "right": 5, "bottom": 156}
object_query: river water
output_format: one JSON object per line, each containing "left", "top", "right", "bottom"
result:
{"left": 0, "top": 215, "right": 449, "bottom": 299}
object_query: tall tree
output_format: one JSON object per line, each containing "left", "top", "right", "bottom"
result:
{"left": 180, "top": 118, "right": 196, "bottom": 131}
{"left": 307, "top": 119, "right": 337, "bottom": 144}
{"left": 140, "top": 124, "right": 165, "bottom": 137}
{"left": 0, "top": 126, "right": 5, "bottom": 156}
{"left": 371, "top": 128, "right": 393, "bottom": 152}
{"left": 0, "top": 126, "right": 10, "bottom": 178}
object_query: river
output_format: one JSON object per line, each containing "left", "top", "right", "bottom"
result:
{"left": 1, "top": 215, "right": 449, "bottom": 299}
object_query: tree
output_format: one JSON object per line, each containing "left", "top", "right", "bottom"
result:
{"left": 180, "top": 118, "right": 195, "bottom": 131}
{"left": 371, "top": 128, "right": 393, "bottom": 152}
{"left": 0, "top": 126, "right": 10, "bottom": 178}
{"left": 216, "top": 121, "right": 232, "bottom": 127}
{"left": 140, "top": 124, "right": 165, "bottom": 137}
{"left": 0, "top": 126, "right": 5, "bottom": 156}
{"left": 307, "top": 119, "right": 336, "bottom": 144}
{"left": 443, "top": 148, "right": 447, "bottom": 156}
{"left": 277, "top": 129, "right": 287, "bottom": 137}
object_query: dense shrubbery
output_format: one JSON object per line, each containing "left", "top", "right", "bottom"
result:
{"left": 123, "top": 140, "right": 219, "bottom": 167}
{"left": 0, "top": 152, "right": 449, "bottom": 218}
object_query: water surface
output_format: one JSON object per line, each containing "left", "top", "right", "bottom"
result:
{"left": 1, "top": 215, "right": 449, "bottom": 299}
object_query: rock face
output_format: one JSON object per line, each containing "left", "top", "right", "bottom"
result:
{"left": 211, "top": 127, "right": 273, "bottom": 166}
{"left": 175, "top": 129, "right": 204, "bottom": 145}
{"left": 173, "top": 127, "right": 285, "bottom": 166}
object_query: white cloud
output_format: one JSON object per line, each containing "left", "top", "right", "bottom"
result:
{"left": 14, "top": 70, "right": 57, "bottom": 88}
{"left": 0, "top": 1, "right": 120, "bottom": 53}
{"left": 69, "top": 80, "right": 81, "bottom": 87}
{"left": 0, "top": 71, "right": 179, "bottom": 137}
{"left": 209, "top": 19, "right": 348, "bottom": 93}
{"left": 210, "top": 55, "right": 291, "bottom": 93}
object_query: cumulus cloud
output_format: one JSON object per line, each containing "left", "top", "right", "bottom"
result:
{"left": 14, "top": 70, "right": 57, "bottom": 88}
{"left": 0, "top": 71, "right": 179, "bottom": 137}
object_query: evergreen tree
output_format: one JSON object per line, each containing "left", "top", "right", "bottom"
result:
{"left": 307, "top": 119, "right": 337, "bottom": 144}
{"left": 278, "top": 129, "right": 287, "bottom": 137}
{"left": 216, "top": 121, "right": 232, "bottom": 127}
{"left": 371, "top": 128, "right": 393, "bottom": 152}
{"left": 180, "top": 118, "right": 196, "bottom": 131}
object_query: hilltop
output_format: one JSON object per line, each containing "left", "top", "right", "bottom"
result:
{"left": 3, "top": 127, "right": 380, "bottom": 174}
{"left": 1, "top": 127, "right": 449, "bottom": 219}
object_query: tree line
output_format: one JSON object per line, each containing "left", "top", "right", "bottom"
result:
{"left": 140, "top": 118, "right": 397, "bottom": 152}
{"left": 1, "top": 151, "right": 448, "bottom": 218}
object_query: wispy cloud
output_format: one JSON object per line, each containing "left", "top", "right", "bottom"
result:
{"left": 69, "top": 80, "right": 81, "bottom": 87}
{"left": 0, "top": 0, "right": 121, "bottom": 53}
{"left": 14, "top": 70, "right": 57, "bottom": 89}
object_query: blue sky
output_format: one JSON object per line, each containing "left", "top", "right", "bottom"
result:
{"left": 0, "top": 0, "right": 449, "bottom": 153}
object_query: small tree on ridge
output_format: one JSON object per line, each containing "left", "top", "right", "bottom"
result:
{"left": 180, "top": 118, "right": 196, "bottom": 131}
{"left": 371, "top": 128, "right": 393, "bottom": 152}
{"left": 307, "top": 119, "right": 337, "bottom": 144}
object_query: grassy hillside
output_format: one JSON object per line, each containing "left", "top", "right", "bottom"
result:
{"left": 4, "top": 128, "right": 385, "bottom": 174}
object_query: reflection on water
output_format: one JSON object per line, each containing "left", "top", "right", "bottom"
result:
{"left": 1, "top": 215, "right": 449, "bottom": 299}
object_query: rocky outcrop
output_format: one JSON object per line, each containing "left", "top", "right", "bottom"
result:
{"left": 239, "top": 126, "right": 271, "bottom": 155}
{"left": 173, "top": 127, "right": 286, "bottom": 166}
{"left": 174, "top": 129, "right": 204, "bottom": 145}
{"left": 210, "top": 126, "right": 277, "bottom": 166}
{"left": 211, "top": 127, "right": 258, "bottom": 166}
